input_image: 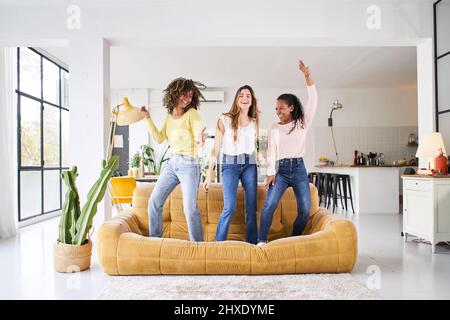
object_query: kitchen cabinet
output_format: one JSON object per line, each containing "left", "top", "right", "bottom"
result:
{"left": 402, "top": 175, "right": 450, "bottom": 253}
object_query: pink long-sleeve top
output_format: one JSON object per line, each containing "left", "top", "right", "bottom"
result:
{"left": 266, "top": 85, "right": 318, "bottom": 176}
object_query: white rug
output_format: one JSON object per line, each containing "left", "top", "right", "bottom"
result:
{"left": 97, "top": 273, "right": 381, "bottom": 300}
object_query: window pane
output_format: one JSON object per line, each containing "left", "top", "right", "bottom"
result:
{"left": 43, "top": 104, "right": 60, "bottom": 167}
{"left": 43, "top": 58, "right": 60, "bottom": 105}
{"left": 19, "top": 48, "right": 41, "bottom": 98}
{"left": 438, "top": 56, "right": 450, "bottom": 112}
{"left": 62, "top": 110, "right": 69, "bottom": 167}
{"left": 436, "top": 1, "right": 450, "bottom": 57}
{"left": 61, "top": 70, "right": 69, "bottom": 109}
{"left": 44, "top": 170, "right": 61, "bottom": 212}
{"left": 62, "top": 169, "right": 68, "bottom": 202}
{"left": 20, "top": 171, "right": 42, "bottom": 219}
{"left": 20, "top": 96, "right": 41, "bottom": 166}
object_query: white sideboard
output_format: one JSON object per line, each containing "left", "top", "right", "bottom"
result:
{"left": 402, "top": 175, "right": 450, "bottom": 253}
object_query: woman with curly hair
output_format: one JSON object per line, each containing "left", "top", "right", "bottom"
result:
{"left": 257, "top": 60, "right": 318, "bottom": 246}
{"left": 140, "top": 77, "right": 206, "bottom": 242}
{"left": 203, "top": 85, "right": 262, "bottom": 244}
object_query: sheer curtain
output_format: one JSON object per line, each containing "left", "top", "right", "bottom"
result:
{"left": 0, "top": 47, "right": 18, "bottom": 239}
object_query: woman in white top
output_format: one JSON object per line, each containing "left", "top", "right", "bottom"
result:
{"left": 203, "top": 85, "right": 260, "bottom": 244}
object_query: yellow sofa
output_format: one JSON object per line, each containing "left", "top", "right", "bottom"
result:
{"left": 97, "top": 183, "right": 357, "bottom": 275}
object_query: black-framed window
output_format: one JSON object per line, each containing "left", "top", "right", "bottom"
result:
{"left": 16, "top": 47, "right": 69, "bottom": 222}
{"left": 434, "top": 0, "right": 450, "bottom": 147}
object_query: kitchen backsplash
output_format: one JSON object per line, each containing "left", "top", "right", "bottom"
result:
{"left": 314, "top": 126, "right": 419, "bottom": 165}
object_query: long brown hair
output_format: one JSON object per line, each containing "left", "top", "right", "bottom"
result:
{"left": 223, "top": 85, "right": 260, "bottom": 143}
{"left": 162, "top": 77, "right": 206, "bottom": 114}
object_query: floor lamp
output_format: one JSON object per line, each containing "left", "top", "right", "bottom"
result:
{"left": 107, "top": 97, "right": 145, "bottom": 212}
{"left": 328, "top": 100, "right": 343, "bottom": 165}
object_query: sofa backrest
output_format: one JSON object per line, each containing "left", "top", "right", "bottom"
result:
{"left": 131, "top": 182, "right": 319, "bottom": 241}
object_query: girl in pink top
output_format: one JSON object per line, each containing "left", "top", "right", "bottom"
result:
{"left": 258, "top": 60, "right": 318, "bottom": 246}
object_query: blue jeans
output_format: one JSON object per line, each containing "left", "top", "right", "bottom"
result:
{"left": 147, "top": 154, "right": 203, "bottom": 242}
{"left": 215, "top": 154, "right": 258, "bottom": 244}
{"left": 258, "top": 157, "right": 311, "bottom": 242}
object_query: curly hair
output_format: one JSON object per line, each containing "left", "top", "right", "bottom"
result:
{"left": 277, "top": 93, "right": 305, "bottom": 134}
{"left": 162, "top": 77, "right": 206, "bottom": 114}
{"left": 223, "top": 85, "right": 260, "bottom": 143}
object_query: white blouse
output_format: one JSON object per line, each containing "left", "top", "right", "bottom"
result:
{"left": 219, "top": 114, "right": 256, "bottom": 156}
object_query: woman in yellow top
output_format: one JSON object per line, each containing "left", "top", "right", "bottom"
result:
{"left": 140, "top": 78, "right": 206, "bottom": 242}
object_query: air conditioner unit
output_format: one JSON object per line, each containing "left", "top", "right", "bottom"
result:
{"left": 202, "top": 91, "right": 224, "bottom": 102}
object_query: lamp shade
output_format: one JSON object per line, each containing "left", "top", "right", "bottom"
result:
{"left": 416, "top": 132, "right": 447, "bottom": 158}
{"left": 116, "top": 97, "right": 145, "bottom": 126}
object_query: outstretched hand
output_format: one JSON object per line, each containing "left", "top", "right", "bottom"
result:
{"left": 140, "top": 106, "right": 150, "bottom": 119}
{"left": 299, "top": 60, "right": 310, "bottom": 77}
{"left": 299, "top": 60, "right": 313, "bottom": 85}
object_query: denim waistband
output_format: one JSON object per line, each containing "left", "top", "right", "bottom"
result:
{"left": 277, "top": 157, "right": 304, "bottom": 165}
{"left": 222, "top": 153, "right": 256, "bottom": 165}
{"left": 172, "top": 153, "right": 199, "bottom": 163}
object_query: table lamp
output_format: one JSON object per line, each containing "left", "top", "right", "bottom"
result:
{"left": 415, "top": 132, "right": 448, "bottom": 175}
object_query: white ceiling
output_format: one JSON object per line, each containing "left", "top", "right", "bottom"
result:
{"left": 42, "top": 46, "right": 417, "bottom": 89}
{"left": 111, "top": 46, "right": 418, "bottom": 89}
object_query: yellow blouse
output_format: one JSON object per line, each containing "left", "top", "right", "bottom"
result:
{"left": 145, "top": 108, "right": 204, "bottom": 157}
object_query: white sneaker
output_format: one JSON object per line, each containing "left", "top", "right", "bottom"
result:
{"left": 256, "top": 241, "right": 267, "bottom": 247}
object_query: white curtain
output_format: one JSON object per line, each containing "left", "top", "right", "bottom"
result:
{"left": 0, "top": 47, "right": 18, "bottom": 239}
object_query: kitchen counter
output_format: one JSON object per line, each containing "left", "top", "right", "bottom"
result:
{"left": 314, "top": 165, "right": 402, "bottom": 214}
{"left": 315, "top": 164, "right": 414, "bottom": 168}
{"left": 401, "top": 174, "right": 450, "bottom": 179}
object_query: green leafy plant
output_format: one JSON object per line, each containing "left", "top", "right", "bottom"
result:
{"left": 129, "top": 152, "right": 141, "bottom": 169}
{"left": 199, "top": 154, "right": 210, "bottom": 183}
{"left": 58, "top": 155, "right": 120, "bottom": 245}
{"left": 140, "top": 144, "right": 170, "bottom": 175}
{"left": 257, "top": 134, "right": 268, "bottom": 152}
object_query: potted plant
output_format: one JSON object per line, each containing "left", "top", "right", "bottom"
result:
{"left": 140, "top": 144, "right": 170, "bottom": 176}
{"left": 53, "top": 155, "right": 119, "bottom": 273}
{"left": 128, "top": 152, "right": 141, "bottom": 177}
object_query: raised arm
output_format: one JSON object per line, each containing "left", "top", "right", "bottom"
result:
{"left": 299, "top": 60, "right": 318, "bottom": 128}
{"left": 140, "top": 107, "right": 167, "bottom": 144}
{"left": 203, "top": 118, "right": 225, "bottom": 192}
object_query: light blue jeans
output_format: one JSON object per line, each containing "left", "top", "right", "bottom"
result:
{"left": 147, "top": 154, "right": 203, "bottom": 242}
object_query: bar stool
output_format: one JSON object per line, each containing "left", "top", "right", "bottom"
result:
{"left": 308, "top": 172, "right": 316, "bottom": 184}
{"left": 309, "top": 172, "right": 327, "bottom": 206}
{"left": 325, "top": 174, "right": 344, "bottom": 213}
{"left": 316, "top": 172, "right": 327, "bottom": 206}
{"left": 336, "top": 174, "right": 355, "bottom": 214}
{"left": 323, "top": 173, "right": 336, "bottom": 210}
{"left": 325, "top": 174, "right": 355, "bottom": 214}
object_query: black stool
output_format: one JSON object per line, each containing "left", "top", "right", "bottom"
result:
{"left": 336, "top": 174, "right": 355, "bottom": 214}
{"left": 325, "top": 174, "right": 344, "bottom": 213}
{"left": 309, "top": 172, "right": 327, "bottom": 206}
{"left": 325, "top": 174, "right": 355, "bottom": 214}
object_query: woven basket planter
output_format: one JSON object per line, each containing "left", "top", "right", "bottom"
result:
{"left": 53, "top": 240, "right": 92, "bottom": 273}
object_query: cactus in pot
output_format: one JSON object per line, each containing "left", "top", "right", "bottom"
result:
{"left": 54, "top": 155, "right": 119, "bottom": 272}
{"left": 58, "top": 155, "right": 119, "bottom": 245}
